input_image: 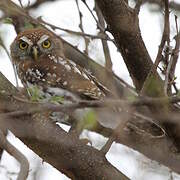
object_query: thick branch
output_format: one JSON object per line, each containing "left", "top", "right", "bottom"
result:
{"left": 1, "top": 73, "right": 180, "bottom": 174}
{"left": 96, "top": 0, "right": 154, "bottom": 91}
{"left": 0, "top": 74, "right": 128, "bottom": 180}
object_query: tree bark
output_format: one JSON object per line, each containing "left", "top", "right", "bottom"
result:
{"left": 0, "top": 72, "right": 129, "bottom": 180}
{"left": 95, "top": 0, "right": 154, "bottom": 91}
{"left": 1, "top": 0, "right": 180, "bottom": 176}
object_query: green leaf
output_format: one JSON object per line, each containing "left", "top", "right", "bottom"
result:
{"left": 49, "top": 95, "right": 64, "bottom": 104}
{"left": 3, "top": 17, "right": 13, "bottom": 25}
{"left": 77, "top": 110, "right": 97, "bottom": 131}
{"left": 27, "top": 86, "right": 44, "bottom": 102}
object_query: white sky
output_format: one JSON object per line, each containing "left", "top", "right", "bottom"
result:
{"left": 0, "top": 0, "right": 180, "bottom": 179}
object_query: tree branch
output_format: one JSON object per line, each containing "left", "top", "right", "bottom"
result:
{"left": 26, "top": 0, "right": 59, "bottom": 10}
{"left": 154, "top": 0, "right": 170, "bottom": 71}
{"left": 1, "top": 0, "right": 180, "bottom": 176}
{"left": 0, "top": 73, "right": 129, "bottom": 180}
{"left": 1, "top": 72, "right": 180, "bottom": 174}
{"left": 0, "top": 130, "right": 29, "bottom": 180}
{"left": 94, "top": 3, "right": 113, "bottom": 71}
{"left": 134, "top": 0, "right": 180, "bottom": 12}
{"left": 95, "top": 0, "right": 155, "bottom": 91}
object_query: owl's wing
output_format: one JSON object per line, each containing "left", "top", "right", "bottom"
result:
{"left": 83, "top": 69, "right": 113, "bottom": 97}
{"left": 37, "top": 55, "right": 106, "bottom": 100}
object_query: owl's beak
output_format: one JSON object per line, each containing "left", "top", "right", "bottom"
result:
{"left": 32, "top": 46, "right": 38, "bottom": 61}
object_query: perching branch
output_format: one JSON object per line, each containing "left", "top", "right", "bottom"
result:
{"left": 6, "top": 95, "right": 180, "bottom": 116}
{"left": 0, "top": 72, "right": 129, "bottom": 180}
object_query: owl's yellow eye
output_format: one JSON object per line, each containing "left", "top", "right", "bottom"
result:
{"left": 42, "top": 40, "right": 51, "bottom": 49}
{"left": 19, "top": 41, "right": 28, "bottom": 50}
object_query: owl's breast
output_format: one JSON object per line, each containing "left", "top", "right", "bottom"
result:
{"left": 16, "top": 60, "right": 79, "bottom": 103}
{"left": 16, "top": 59, "right": 50, "bottom": 85}
{"left": 15, "top": 53, "right": 105, "bottom": 101}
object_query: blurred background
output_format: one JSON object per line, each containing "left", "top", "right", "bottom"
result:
{"left": 0, "top": 0, "right": 180, "bottom": 179}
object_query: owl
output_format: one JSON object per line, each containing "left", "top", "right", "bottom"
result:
{"left": 10, "top": 28, "right": 107, "bottom": 104}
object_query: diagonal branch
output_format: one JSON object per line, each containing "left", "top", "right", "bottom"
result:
{"left": 153, "top": 0, "right": 170, "bottom": 70}
{"left": 1, "top": 45, "right": 180, "bottom": 175}
{"left": 94, "top": 3, "right": 113, "bottom": 71}
{"left": 75, "top": 0, "right": 90, "bottom": 54}
{"left": 96, "top": 0, "right": 155, "bottom": 91}
{"left": 0, "top": 72, "right": 129, "bottom": 180}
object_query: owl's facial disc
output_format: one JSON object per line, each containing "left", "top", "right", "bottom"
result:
{"left": 12, "top": 34, "right": 53, "bottom": 61}
{"left": 30, "top": 35, "right": 51, "bottom": 61}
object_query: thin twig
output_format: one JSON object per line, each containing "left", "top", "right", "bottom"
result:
{"left": 153, "top": 0, "right": 170, "bottom": 70}
{"left": 81, "top": 0, "right": 104, "bottom": 32}
{"left": 101, "top": 136, "right": 115, "bottom": 154}
{"left": 37, "top": 17, "right": 114, "bottom": 42}
{"left": 27, "top": 0, "right": 31, "bottom": 9}
{"left": 26, "top": 0, "right": 58, "bottom": 10}
{"left": 80, "top": 0, "right": 116, "bottom": 47}
{"left": 164, "top": 16, "right": 180, "bottom": 95}
{"left": 133, "top": 112, "right": 166, "bottom": 138}
{"left": 135, "top": 0, "right": 143, "bottom": 14}
{"left": 18, "top": 0, "right": 23, "bottom": 8}
{"left": 0, "top": 129, "right": 29, "bottom": 180}
{"left": 169, "top": 16, "right": 180, "bottom": 94}
{"left": 134, "top": 0, "right": 180, "bottom": 12}
{"left": 94, "top": 3, "right": 113, "bottom": 71}
{"left": 75, "top": 0, "right": 90, "bottom": 54}
{"left": 164, "top": 54, "right": 174, "bottom": 95}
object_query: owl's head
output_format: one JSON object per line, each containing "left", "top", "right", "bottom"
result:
{"left": 11, "top": 28, "right": 60, "bottom": 62}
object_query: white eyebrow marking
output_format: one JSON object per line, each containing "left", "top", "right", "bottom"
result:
{"left": 20, "top": 36, "right": 33, "bottom": 45}
{"left": 37, "top": 35, "right": 49, "bottom": 45}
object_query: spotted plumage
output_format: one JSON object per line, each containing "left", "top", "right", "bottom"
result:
{"left": 10, "top": 28, "right": 105, "bottom": 102}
